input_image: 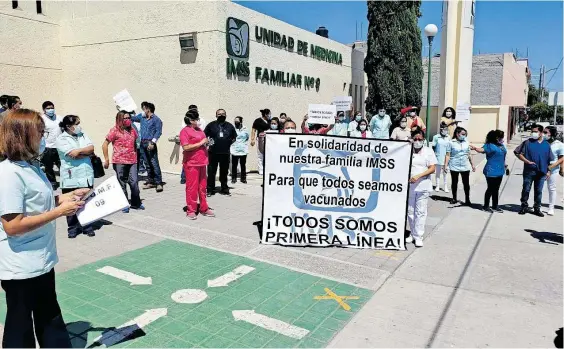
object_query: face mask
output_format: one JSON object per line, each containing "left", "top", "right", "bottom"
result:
{"left": 458, "top": 135, "right": 466, "bottom": 141}
{"left": 280, "top": 117, "right": 286, "bottom": 122}
{"left": 440, "top": 129, "right": 447, "bottom": 136}
{"left": 267, "top": 114, "right": 272, "bottom": 120}
{"left": 355, "top": 115, "right": 361, "bottom": 122}
{"left": 338, "top": 117, "right": 345, "bottom": 122}
{"left": 498, "top": 138, "right": 505, "bottom": 144}
{"left": 359, "top": 125, "right": 367, "bottom": 131}
{"left": 530, "top": 132, "right": 539, "bottom": 139}
{"left": 234, "top": 121, "right": 241, "bottom": 128}
{"left": 270, "top": 124, "right": 278, "bottom": 130}
{"left": 413, "top": 141, "right": 424, "bottom": 149}
{"left": 446, "top": 111, "right": 452, "bottom": 117}
{"left": 217, "top": 115, "right": 226, "bottom": 123}
{"left": 72, "top": 125, "right": 83, "bottom": 135}
{"left": 123, "top": 119, "right": 132, "bottom": 128}
{"left": 543, "top": 134, "right": 550, "bottom": 141}
{"left": 284, "top": 128, "right": 296, "bottom": 133}
{"left": 45, "top": 109, "right": 55, "bottom": 118}
{"left": 400, "top": 122, "right": 407, "bottom": 129}
{"left": 39, "top": 136, "right": 46, "bottom": 155}
{"left": 409, "top": 112, "right": 416, "bottom": 117}
{"left": 196, "top": 120, "right": 202, "bottom": 127}
{"left": 378, "top": 111, "right": 385, "bottom": 117}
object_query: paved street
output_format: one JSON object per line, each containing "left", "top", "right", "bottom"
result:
{"left": 0, "top": 138, "right": 561, "bottom": 348}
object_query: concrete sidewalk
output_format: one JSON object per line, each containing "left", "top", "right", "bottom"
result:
{"left": 329, "top": 144, "right": 563, "bottom": 347}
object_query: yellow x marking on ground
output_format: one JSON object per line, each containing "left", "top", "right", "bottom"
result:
{"left": 313, "top": 288, "right": 359, "bottom": 311}
{"left": 373, "top": 250, "right": 399, "bottom": 260}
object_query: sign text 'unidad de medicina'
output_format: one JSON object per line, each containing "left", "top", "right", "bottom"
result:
{"left": 261, "top": 134, "right": 412, "bottom": 250}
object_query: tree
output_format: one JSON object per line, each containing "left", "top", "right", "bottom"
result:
{"left": 365, "top": 1, "right": 423, "bottom": 118}
{"left": 527, "top": 83, "right": 548, "bottom": 106}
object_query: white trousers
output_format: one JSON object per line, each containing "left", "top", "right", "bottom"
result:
{"left": 257, "top": 147, "right": 264, "bottom": 175}
{"left": 407, "top": 190, "right": 429, "bottom": 239}
{"left": 546, "top": 174, "right": 561, "bottom": 209}
{"left": 435, "top": 165, "right": 448, "bottom": 188}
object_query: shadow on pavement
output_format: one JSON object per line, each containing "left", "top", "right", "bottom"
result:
{"left": 525, "top": 229, "right": 563, "bottom": 245}
{"left": 555, "top": 327, "right": 563, "bottom": 348}
{"left": 90, "top": 219, "right": 113, "bottom": 232}
{"left": 67, "top": 321, "right": 145, "bottom": 348}
{"left": 498, "top": 204, "right": 522, "bottom": 213}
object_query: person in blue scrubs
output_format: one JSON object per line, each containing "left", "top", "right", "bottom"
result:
{"left": 471, "top": 130, "right": 507, "bottom": 212}
{"left": 431, "top": 122, "right": 451, "bottom": 192}
{"left": 0, "top": 109, "right": 89, "bottom": 348}
{"left": 444, "top": 127, "right": 476, "bottom": 205}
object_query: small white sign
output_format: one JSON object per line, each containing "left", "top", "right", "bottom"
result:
{"left": 455, "top": 101, "right": 471, "bottom": 122}
{"left": 77, "top": 176, "right": 130, "bottom": 225}
{"left": 332, "top": 96, "right": 353, "bottom": 112}
{"left": 308, "top": 104, "right": 336, "bottom": 125}
{"left": 113, "top": 89, "right": 137, "bottom": 112}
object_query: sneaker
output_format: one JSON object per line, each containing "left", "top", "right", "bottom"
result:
{"left": 405, "top": 235, "right": 414, "bottom": 243}
{"left": 492, "top": 207, "right": 504, "bottom": 213}
{"left": 444, "top": 187, "right": 450, "bottom": 193}
{"left": 241, "top": 179, "right": 247, "bottom": 184}
{"left": 533, "top": 208, "right": 545, "bottom": 217}
{"left": 68, "top": 232, "right": 79, "bottom": 239}
{"left": 143, "top": 183, "right": 156, "bottom": 190}
{"left": 122, "top": 208, "right": 130, "bottom": 213}
{"left": 482, "top": 206, "right": 493, "bottom": 213}
{"left": 450, "top": 198, "right": 458, "bottom": 205}
{"left": 464, "top": 200, "right": 472, "bottom": 206}
{"left": 518, "top": 207, "right": 528, "bottom": 215}
{"left": 231, "top": 179, "right": 237, "bottom": 184}
{"left": 207, "top": 190, "right": 215, "bottom": 197}
{"left": 414, "top": 238, "right": 424, "bottom": 248}
{"left": 547, "top": 208, "right": 555, "bottom": 216}
{"left": 85, "top": 231, "right": 96, "bottom": 237}
{"left": 220, "top": 188, "right": 231, "bottom": 196}
{"left": 156, "top": 185, "right": 164, "bottom": 193}
{"left": 434, "top": 186, "right": 439, "bottom": 192}
{"left": 180, "top": 179, "right": 186, "bottom": 185}
{"left": 187, "top": 213, "right": 197, "bottom": 220}
{"left": 131, "top": 204, "right": 145, "bottom": 210}
{"left": 200, "top": 209, "right": 216, "bottom": 217}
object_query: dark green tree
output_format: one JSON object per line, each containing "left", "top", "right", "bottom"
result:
{"left": 527, "top": 83, "right": 548, "bottom": 106}
{"left": 365, "top": 1, "right": 423, "bottom": 118}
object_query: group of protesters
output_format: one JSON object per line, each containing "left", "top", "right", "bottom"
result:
{"left": 0, "top": 92, "right": 562, "bottom": 347}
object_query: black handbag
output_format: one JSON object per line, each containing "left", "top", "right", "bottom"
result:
{"left": 90, "top": 154, "right": 105, "bottom": 178}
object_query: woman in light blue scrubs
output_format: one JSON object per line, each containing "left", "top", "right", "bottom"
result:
{"left": 444, "top": 126, "right": 476, "bottom": 205}
{"left": 0, "top": 109, "right": 89, "bottom": 348}
{"left": 431, "top": 122, "right": 451, "bottom": 192}
{"left": 56, "top": 115, "right": 96, "bottom": 238}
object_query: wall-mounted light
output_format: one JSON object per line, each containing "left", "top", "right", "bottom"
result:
{"left": 179, "top": 32, "right": 198, "bottom": 51}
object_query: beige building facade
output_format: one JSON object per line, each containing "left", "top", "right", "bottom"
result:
{"left": 1, "top": 0, "right": 366, "bottom": 173}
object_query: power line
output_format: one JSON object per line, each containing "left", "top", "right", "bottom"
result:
{"left": 545, "top": 57, "right": 563, "bottom": 87}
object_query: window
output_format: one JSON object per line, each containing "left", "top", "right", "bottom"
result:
{"left": 11, "top": 1, "right": 18, "bottom": 9}
{"left": 36, "top": 1, "right": 42, "bottom": 14}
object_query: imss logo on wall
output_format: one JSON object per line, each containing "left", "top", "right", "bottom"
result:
{"left": 226, "top": 17, "right": 249, "bottom": 59}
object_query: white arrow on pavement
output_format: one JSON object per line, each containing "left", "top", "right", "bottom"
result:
{"left": 207, "top": 265, "right": 255, "bottom": 288}
{"left": 97, "top": 266, "right": 152, "bottom": 285}
{"left": 232, "top": 310, "right": 310, "bottom": 339}
{"left": 89, "top": 308, "right": 167, "bottom": 347}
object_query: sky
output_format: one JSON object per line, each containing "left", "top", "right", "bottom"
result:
{"left": 235, "top": 1, "right": 564, "bottom": 92}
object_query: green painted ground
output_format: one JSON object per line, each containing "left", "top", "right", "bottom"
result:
{"left": 0, "top": 240, "right": 372, "bottom": 348}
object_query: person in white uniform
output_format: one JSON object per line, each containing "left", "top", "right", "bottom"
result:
{"left": 431, "top": 122, "right": 451, "bottom": 192}
{"left": 407, "top": 128, "right": 437, "bottom": 247}
{"left": 544, "top": 126, "right": 564, "bottom": 216}
{"left": 328, "top": 112, "right": 348, "bottom": 136}
{"left": 0, "top": 109, "right": 88, "bottom": 348}
{"left": 40, "top": 101, "right": 63, "bottom": 189}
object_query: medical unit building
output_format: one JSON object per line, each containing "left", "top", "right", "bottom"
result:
{"left": 1, "top": 0, "right": 367, "bottom": 172}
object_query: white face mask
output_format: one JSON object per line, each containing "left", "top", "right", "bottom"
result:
{"left": 284, "top": 128, "right": 296, "bottom": 133}
{"left": 400, "top": 122, "right": 407, "bottom": 128}
{"left": 378, "top": 111, "right": 385, "bottom": 117}
{"left": 359, "top": 125, "right": 367, "bottom": 131}
{"left": 445, "top": 111, "right": 452, "bottom": 117}
{"left": 196, "top": 120, "right": 202, "bottom": 127}
{"left": 530, "top": 132, "right": 539, "bottom": 139}
{"left": 413, "top": 140, "right": 424, "bottom": 149}
{"left": 440, "top": 129, "right": 447, "bottom": 136}
{"left": 409, "top": 112, "right": 416, "bottom": 117}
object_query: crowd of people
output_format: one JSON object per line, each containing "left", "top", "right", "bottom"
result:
{"left": 0, "top": 93, "right": 562, "bottom": 347}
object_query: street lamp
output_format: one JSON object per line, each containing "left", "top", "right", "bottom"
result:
{"left": 424, "top": 23, "right": 438, "bottom": 142}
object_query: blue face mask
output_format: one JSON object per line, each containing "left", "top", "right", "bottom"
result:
{"left": 355, "top": 115, "right": 361, "bottom": 122}
{"left": 458, "top": 135, "right": 466, "bottom": 141}
{"left": 39, "top": 136, "right": 46, "bottom": 155}
{"left": 45, "top": 109, "right": 55, "bottom": 118}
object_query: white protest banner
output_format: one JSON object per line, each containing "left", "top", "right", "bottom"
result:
{"left": 308, "top": 104, "right": 336, "bottom": 125}
{"left": 455, "top": 101, "right": 471, "bottom": 122}
{"left": 113, "top": 89, "right": 137, "bottom": 112}
{"left": 261, "top": 134, "right": 411, "bottom": 250}
{"left": 332, "top": 96, "right": 353, "bottom": 112}
{"left": 77, "top": 175, "right": 130, "bottom": 226}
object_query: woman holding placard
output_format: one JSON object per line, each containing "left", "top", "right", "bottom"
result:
{"left": 0, "top": 109, "right": 88, "bottom": 348}
{"left": 441, "top": 107, "right": 459, "bottom": 138}
{"left": 301, "top": 114, "right": 334, "bottom": 135}
{"left": 407, "top": 128, "right": 437, "bottom": 248}
{"left": 349, "top": 119, "right": 373, "bottom": 139}
{"left": 56, "top": 115, "right": 96, "bottom": 238}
